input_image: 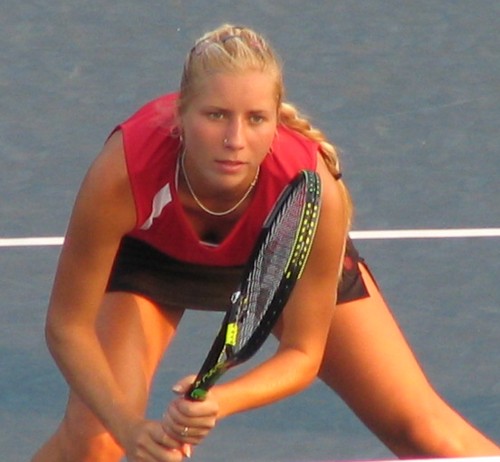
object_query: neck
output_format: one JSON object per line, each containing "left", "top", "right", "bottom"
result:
{"left": 179, "top": 150, "right": 259, "bottom": 217}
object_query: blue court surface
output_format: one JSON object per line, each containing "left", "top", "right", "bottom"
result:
{"left": 1, "top": 1, "right": 499, "bottom": 461}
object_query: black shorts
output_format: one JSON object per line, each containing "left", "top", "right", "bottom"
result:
{"left": 106, "top": 236, "right": 369, "bottom": 311}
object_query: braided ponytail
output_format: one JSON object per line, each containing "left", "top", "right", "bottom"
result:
{"left": 279, "top": 102, "right": 353, "bottom": 226}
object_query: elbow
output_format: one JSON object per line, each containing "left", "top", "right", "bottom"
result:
{"left": 44, "top": 315, "right": 63, "bottom": 357}
{"left": 304, "top": 359, "right": 322, "bottom": 387}
{"left": 44, "top": 310, "right": 76, "bottom": 359}
{"left": 290, "top": 349, "right": 323, "bottom": 390}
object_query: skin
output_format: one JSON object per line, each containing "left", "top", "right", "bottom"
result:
{"left": 278, "top": 265, "right": 500, "bottom": 457}
{"left": 32, "top": 70, "right": 348, "bottom": 461}
{"left": 32, "top": 69, "right": 500, "bottom": 461}
{"left": 179, "top": 72, "right": 275, "bottom": 209}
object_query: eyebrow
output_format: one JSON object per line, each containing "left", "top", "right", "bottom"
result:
{"left": 202, "top": 105, "right": 272, "bottom": 114}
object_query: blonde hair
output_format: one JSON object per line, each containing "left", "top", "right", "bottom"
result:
{"left": 179, "top": 24, "right": 353, "bottom": 226}
{"left": 178, "top": 24, "right": 282, "bottom": 114}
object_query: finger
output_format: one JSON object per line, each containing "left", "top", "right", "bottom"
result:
{"left": 175, "top": 399, "right": 219, "bottom": 424}
{"left": 153, "top": 424, "right": 193, "bottom": 458}
{"left": 152, "top": 424, "right": 179, "bottom": 450}
{"left": 163, "top": 410, "right": 213, "bottom": 439}
{"left": 171, "top": 375, "right": 197, "bottom": 395}
{"left": 161, "top": 410, "right": 183, "bottom": 440}
{"left": 161, "top": 417, "right": 201, "bottom": 448}
{"left": 166, "top": 404, "right": 218, "bottom": 439}
{"left": 181, "top": 443, "right": 192, "bottom": 458}
{"left": 161, "top": 402, "right": 192, "bottom": 437}
{"left": 136, "top": 425, "right": 184, "bottom": 462}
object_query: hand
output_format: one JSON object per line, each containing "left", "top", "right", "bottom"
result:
{"left": 161, "top": 376, "right": 219, "bottom": 450}
{"left": 121, "top": 417, "right": 186, "bottom": 462}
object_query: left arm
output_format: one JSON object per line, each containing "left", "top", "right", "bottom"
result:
{"left": 207, "top": 157, "right": 349, "bottom": 418}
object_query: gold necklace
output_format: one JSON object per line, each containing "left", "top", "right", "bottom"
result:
{"left": 180, "top": 150, "right": 260, "bottom": 217}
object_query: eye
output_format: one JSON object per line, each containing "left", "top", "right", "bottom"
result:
{"left": 249, "top": 114, "right": 265, "bottom": 125}
{"left": 207, "top": 111, "right": 224, "bottom": 120}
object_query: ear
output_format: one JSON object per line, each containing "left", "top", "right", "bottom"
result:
{"left": 170, "top": 111, "right": 184, "bottom": 141}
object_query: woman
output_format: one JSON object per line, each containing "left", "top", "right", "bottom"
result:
{"left": 32, "top": 25, "right": 499, "bottom": 462}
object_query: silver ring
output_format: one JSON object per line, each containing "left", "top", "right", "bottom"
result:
{"left": 180, "top": 426, "right": 189, "bottom": 437}
{"left": 223, "top": 138, "right": 229, "bottom": 146}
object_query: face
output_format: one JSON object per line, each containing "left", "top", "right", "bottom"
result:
{"left": 179, "top": 70, "right": 278, "bottom": 193}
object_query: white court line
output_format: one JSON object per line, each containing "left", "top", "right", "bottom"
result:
{"left": 0, "top": 237, "right": 64, "bottom": 247}
{"left": 350, "top": 228, "right": 500, "bottom": 240}
{"left": 1, "top": 228, "right": 500, "bottom": 247}
{"left": 319, "top": 458, "right": 500, "bottom": 462}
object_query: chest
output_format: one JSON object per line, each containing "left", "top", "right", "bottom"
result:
{"left": 181, "top": 200, "right": 245, "bottom": 246}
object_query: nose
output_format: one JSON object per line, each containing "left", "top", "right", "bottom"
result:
{"left": 223, "top": 117, "right": 245, "bottom": 150}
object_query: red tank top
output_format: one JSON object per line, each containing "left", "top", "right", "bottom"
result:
{"left": 118, "top": 93, "right": 318, "bottom": 266}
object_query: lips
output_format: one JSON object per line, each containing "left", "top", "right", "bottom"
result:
{"left": 215, "top": 159, "right": 246, "bottom": 173}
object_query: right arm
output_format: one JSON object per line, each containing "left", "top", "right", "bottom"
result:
{"left": 45, "top": 131, "right": 146, "bottom": 444}
{"left": 47, "top": 131, "right": 218, "bottom": 459}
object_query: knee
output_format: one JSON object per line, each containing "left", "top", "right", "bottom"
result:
{"left": 391, "top": 409, "right": 466, "bottom": 457}
{"left": 33, "top": 421, "right": 123, "bottom": 462}
{"left": 57, "top": 401, "right": 124, "bottom": 461}
{"left": 68, "top": 431, "right": 123, "bottom": 462}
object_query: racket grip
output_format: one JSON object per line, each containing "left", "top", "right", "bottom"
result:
{"left": 185, "top": 385, "right": 208, "bottom": 401}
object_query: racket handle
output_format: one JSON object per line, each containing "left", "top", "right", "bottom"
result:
{"left": 186, "top": 385, "right": 208, "bottom": 401}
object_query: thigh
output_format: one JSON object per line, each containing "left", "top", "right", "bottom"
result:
{"left": 319, "top": 264, "right": 440, "bottom": 441}
{"left": 95, "top": 292, "right": 184, "bottom": 405}
{"left": 64, "top": 293, "right": 184, "bottom": 436}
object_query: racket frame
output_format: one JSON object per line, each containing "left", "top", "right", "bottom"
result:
{"left": 187, "top": 170, "right": 321, "bottom": 400}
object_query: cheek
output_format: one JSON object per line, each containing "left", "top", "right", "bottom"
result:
{"left": 258, "top": 128, "right": 277, "bottom": 153}
{"left": 249, "top": 130, "right": 276, "bottom": 164}
{"left": 185, "top": 122, "right": 218, "bottom": 148}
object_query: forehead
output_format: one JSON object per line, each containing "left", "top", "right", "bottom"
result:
{"left": 190, "top": 71, "right": 278, "bottom": 111}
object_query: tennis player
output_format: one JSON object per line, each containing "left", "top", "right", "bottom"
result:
{"left": 32, "top": 24, "right": 499, "bottom": 462}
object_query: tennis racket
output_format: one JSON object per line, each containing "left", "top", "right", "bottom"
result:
{"left": 186, "top": 170, "right": 322, "bottom": 400}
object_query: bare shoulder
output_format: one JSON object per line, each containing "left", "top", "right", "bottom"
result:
{"left": 47, "top": 131, "right": 136, "bottom": 324}
{"left": 67, "top": 130, "right": 136, "bottom": 244}
{"left": 84, "top": 130, "right": 130, "bottom": 195}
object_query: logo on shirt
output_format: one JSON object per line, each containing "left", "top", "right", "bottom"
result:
{"left": 140, "top": 183, "right": 172, "bottom": 230}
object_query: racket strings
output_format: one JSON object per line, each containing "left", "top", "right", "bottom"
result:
{"left": 234, "top": 185, "right": 308, "bottom": 349}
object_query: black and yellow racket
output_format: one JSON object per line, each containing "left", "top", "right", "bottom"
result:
{"left": 186, "top": 170, "right": 321, "bottom": 400}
